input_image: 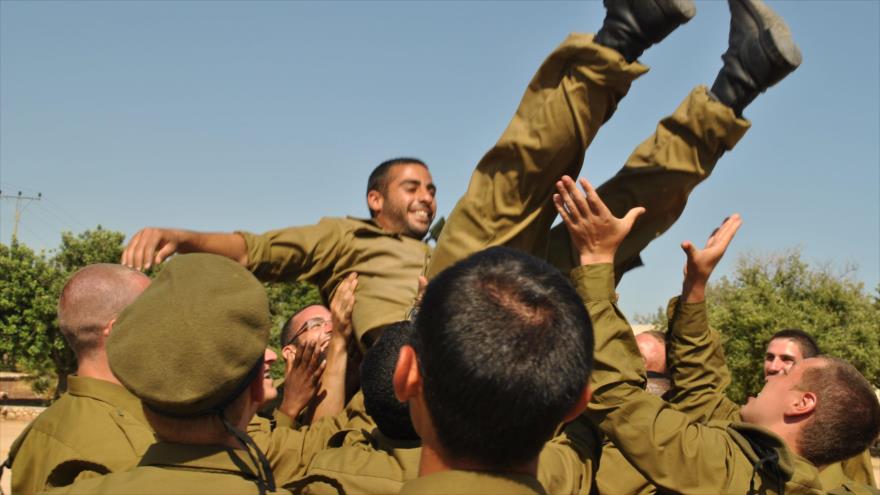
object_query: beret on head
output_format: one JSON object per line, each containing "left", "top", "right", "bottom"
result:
{"left": 108, "top": 253, "right": 270, "bottom": 416}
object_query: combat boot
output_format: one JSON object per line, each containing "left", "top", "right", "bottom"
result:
{"left": 594, "top": 0, "right": 697, "bottom": 63}
{"left": 710, "top": 0, "right": 802, "bottom": 116}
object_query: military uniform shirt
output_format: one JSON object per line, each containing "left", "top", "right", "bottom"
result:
{"left": 238, "top": 217, "right": 430, "bottom": 343}
{"left": 9, "top": 375, "right": 155, "bottom": 494}
{"left": 399, "top": 470, "right": 547, "bottom": 495}
{"left": 41, "top": 442, "right": 292, "bottom": 495}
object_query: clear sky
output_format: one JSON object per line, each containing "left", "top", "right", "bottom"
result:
{"left": 2, "top": 1, "right": 878, "bottom": 320}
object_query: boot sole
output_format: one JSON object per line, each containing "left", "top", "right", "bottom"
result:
{"left": 766, "top": 24, "right": 803, "bottom": 70}
{"left": 739, "top": 0, "right": 803, "bottom": 77}
{"left": 656, "top": 0, "right": 697, "bottom": 22}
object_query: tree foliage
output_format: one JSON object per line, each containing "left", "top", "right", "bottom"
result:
{"left": 0, "top": 241, "right": 65, "bottom": 393}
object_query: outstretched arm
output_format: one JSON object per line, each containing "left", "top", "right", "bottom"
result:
{"left": 666, "top": 216, "right": 743, "bottom": 422}
{"left": 555, "top": 176, "right": 756, "bottom": 493}
{"left": 309, "top": 273, "right": 357, "bottom": 422}
{"left": 122, "top": 228, "right": 248, "bottom": 271}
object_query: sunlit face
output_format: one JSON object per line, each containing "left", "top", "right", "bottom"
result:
{"left": 372, "top": 164, "right": 437, "bottom": 239}
{"left": 764, "top": 338, "right": 804, "bottom": 378}
{"left": 262, "top": 348, "right": 278, "bottom": 403}
{"left": 741, "top": 357, "right": 822, "bottom": 428}
{"left": 286, "top": 305, "right": 333, "bottom": 352}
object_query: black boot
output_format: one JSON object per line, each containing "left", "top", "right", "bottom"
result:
{"left": 594, "top": 0, "right": 696, "bottom": 63}
{"left": 710, "top": 0, "right": 802, "bottom": 116}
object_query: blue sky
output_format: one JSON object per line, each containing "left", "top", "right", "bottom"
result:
{"left": 2, "top": 1, "right": 878, "bottom": 319}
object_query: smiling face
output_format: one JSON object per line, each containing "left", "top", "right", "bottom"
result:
{"left": 285, "top": 305, "right": 333, "bottom": 352}
{"left": 368, "top": 163, "right": 437, "bottom": 239}
{"left": 764, "top": 337, "right": 804, "bottom": 378}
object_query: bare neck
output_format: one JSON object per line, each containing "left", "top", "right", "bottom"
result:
{"left": 76, "top": 353, "right": 121, "bottom": 386}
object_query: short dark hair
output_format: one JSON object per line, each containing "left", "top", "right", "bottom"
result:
{"left": 797, "top": 356, "right": 880, "bottom": 466}
{"left": 361, "top": 321, "right": 419, "bottom": 441}
{"left": 366, "top": 157, "right": 428, "bottom": 218}
{"left": 768, "top": 329, "right": 820, "bottom": 358}
{"left": 413, "top": 247, "right": 594, "bottom": 468}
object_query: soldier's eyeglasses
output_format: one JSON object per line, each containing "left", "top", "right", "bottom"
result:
{"left": 285, "top": 317, "right": 331, "bottom": 347}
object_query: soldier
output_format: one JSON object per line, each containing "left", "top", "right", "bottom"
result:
{"left": 5, "top": 264, "right": 154, "bottom": 494}
{"left": 393, "top": 246, "right": 597, "bottom": 494}
{"left": 661, "top": 252, "right": 879, "bottom": 491}
{"left": 299, "top": 318, "right": 606, "bottom": 495}
{"left": 764, "top": 329, "right": 821, "bottom": 378}
{"left": 553, "top": 174, "right": 880, "bottom": 494}
{"left": 122, "top": 0, "right": 802, "bottom": 349}
{"left": 44, "top": 254, "right": 337, "bottom": 494}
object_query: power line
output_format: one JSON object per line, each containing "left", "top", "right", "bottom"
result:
{"left": 0, "top": 190, "right": 43, "bottom": 243}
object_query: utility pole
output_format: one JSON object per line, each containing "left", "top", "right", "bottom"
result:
{"left": 0, "top": 190, "right": 42, "bottom": 242}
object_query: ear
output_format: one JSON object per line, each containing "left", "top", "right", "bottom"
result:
{"left": 103, "top": 318, "right": 117, "bottom": 338}
{"left": 282, "top": 345, "right": 296, "bottom": 362}
{"left": 393, "top": 345, "right": 422, "bottom": 403}
{"left": 784, "top": 390, "right": 817, "bottom": 419}
{"left": 367, "top": 190, "right": 384, "bottom": 217}
{"left": 561, "top": 384, "right": 592, "bottom": 423}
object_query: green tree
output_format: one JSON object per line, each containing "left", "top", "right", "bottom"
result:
{"left": 0, "top": 240, "right": 65, "bottom": 394}
{"left": 54, "top": 227, "right": 125, "bottom": 272}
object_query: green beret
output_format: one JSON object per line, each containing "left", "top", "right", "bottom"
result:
{"left": 108, "top": 253, "right": 270, "bottom": 416}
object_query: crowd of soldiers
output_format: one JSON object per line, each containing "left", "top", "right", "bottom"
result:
{"left": 3, "top": 0, "right": 880, "bottom": 493}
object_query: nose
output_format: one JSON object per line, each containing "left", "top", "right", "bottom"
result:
{"left": 418, "top": 187, "right": 435, "bottom": 205}
{"left": 767, "top": 358, "right": 784, "bottom": 374}
{"left": 264, "top": 348, "right": 278, "bottom": 364}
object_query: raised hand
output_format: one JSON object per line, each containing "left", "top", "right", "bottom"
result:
{"left": 279, "top": 340, "right": 325, "bottom": 418}
{"left": 122, "top": 228, "right": 183, "bottom": 271}
{"left": 329, "top": 272, "right": 358, "bottom": 343}
{"left": 553, "top": 175, "right": 646, "bottom": 265}
{"left": 680, "top": 214, "right": 742, "bottom": 303}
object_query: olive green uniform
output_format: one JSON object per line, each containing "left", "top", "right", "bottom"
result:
{"left": 577, "top": 263, "right": 825, "bottom": 494}
{"left": 9, "top": 375, "right": 155, "bottom": 494}
{"left": 246, "top": 392, "right": 373, "bottom": 487}
{"left": 239, "top": 34, "right": 750, "bottom": 343}
{"left": 398, "top": 470, "right": 547, "bottom": 495}
{"left": 295, "top": 403, "right": 599, "bottom": 495}
{"left": 664, "top": 296, "right": 879, "bottom": 492}
{"left": 41, "top": 443, "right": 292, "bottom": 495}
{"left": 239, "top": 217, "right": 430, "bottom": 343}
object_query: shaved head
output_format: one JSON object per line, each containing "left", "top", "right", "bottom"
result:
{"left": 58, "top": 263, "right": 150, "bottom": 359}
{"left": 636, "top": 330, "right": 667, "bottom": 374}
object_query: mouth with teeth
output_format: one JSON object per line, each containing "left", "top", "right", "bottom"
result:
{"left": 408, "top": 206, "right": 433, "bottom": 228}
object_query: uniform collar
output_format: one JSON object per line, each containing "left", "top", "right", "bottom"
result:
{"left": 399, "top": 469, "right": 547, "bottom": 495}
{"left": 67, "top": 375, "right": 148, "bottom": 425}
{"left": 345, "top": 216, "right": 430, "bottom": 244}
{"left": 140, "top": 442, "right": 261, "bottom": 478}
